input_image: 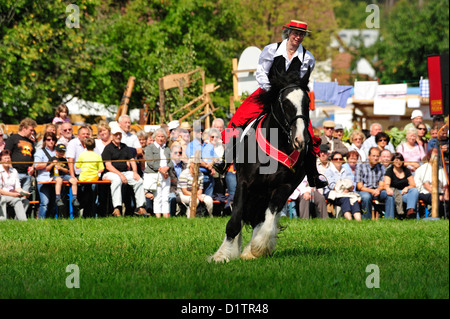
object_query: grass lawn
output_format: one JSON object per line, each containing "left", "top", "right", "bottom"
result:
{"left": 0, "top": 217, "right": 448, "bottom": 299}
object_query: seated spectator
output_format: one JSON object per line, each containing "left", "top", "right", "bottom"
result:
{"left": 380, "top": 149, "right": 392, "bottom": 169}
{"left": 178, "top": 157, "right": 213, "bottom": 218}
{"left": 348, "top": 129, "right": 367, "bottom": 163}
{"left": 317, "top": 144, "right": 330, "bottom": 176}
{"left": 185, "top": 124, "right": 218, "bottom": 197}
{"left": 320, "top": 120, "right": 348, "bottom": 157}
{"left": 334, "top": 124, "right": 351, "bottom": 150}
{"left": 415, "top": 123, "right": 429, "bottom": 152}
{"left": 414, "top": 148, "right": 449, "bottom": 217}
{"left": 52, "top": 104, "right": 71, "bottom": 125}
{"left": 101, "top": 126, "right": 147, "bottom": 217}
{"left": 144, "top": 128, "right": 171, "bottom": 218}
{"left": 0, "top": 150, "right": 30, "bottom": 221}
{"left": 355, "top": 147, "right": 393, "bottom": 219}
{"left": 396, "top": 128, "right": 425, "bottom": 173}
{"left": 362, "top": 123, "right": 395, "bottom": 156}
{"left": 34, "top": 132, "right": 57, "bottom": 219}
{"left": 46, "top": 144, "right": 80, "bottom": 216}
{"left": 75, "top": 138, "right": 105, "bottom": 182}
{"left": 427, "top": 125, "right": 448, "bottom": 170}
{"left": 384, "top": 152, "right": 419, "bottom": 219}
{"left": 342, "top": 150, "right": 359, "bottom": 190}
{"left": 324, "top": 151, "right": 362, "bottom": 221}
{"left": 35, "top": 123, "right": 57, "bottom": 149}
{"left": 375, "top": 131, "right": 391, "bottom": 152}
{"left": 296, "top": 176, "right": 328, "bottom": 219}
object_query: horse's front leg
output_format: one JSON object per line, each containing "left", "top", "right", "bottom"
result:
{"left": 209, "top": 182, "right": 246, "bottom": 263}
{"left": 241, "top": 184, "right": 291, "bottom": 260}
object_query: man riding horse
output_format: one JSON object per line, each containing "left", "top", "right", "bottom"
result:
{"left": 215, "top": 19, "right": 327, "bottom": 189}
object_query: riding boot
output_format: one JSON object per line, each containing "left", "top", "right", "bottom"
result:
{"left": 305, "top": 145, "right": 328, "bottom": 189}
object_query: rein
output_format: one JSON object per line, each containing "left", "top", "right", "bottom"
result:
{"left": 271, "top": 84, "right": 309, "bottom": 146}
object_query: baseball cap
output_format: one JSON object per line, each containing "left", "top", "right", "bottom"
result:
{"left": 56, "top": 144, "right": 66, "bottom": 152}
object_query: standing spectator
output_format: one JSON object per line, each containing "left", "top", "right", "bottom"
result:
{"left": 57, "top": 122, "right": 74, "bottom": 147}
{"left": 185, "top": 125, "right": 218, "bottom": 197}
{"left": 334, "top": 124, "right": 351, "bottom": 151}
{"left": 404, "top": 110, "right": 429, "bottom": 131}
{"left": 5, "top": 118, "right": 37, "bottom": 193}
{"left": 428, "top": 126, "right": 438, "bottom": 141}
{"left": 212, "top": 118, "right": 225, "bottom": 133}
{"left": 167, "top": 120, "right": 180, "bottom": 148}
{"left": 320, "top": 120, "right": 348, "bottom": 156}
{"left": 173, "top": 128, "right": 191, "bottom": 162}
{"left": 0, "top": 150, "right": 30, "bottom": 221}
{"left": 324, "top": 151, "right": 362, "bottom": 221}
{"left": 177, "top": 157, "right": 213, "bottom": 218}
{"left": 415, "top": 123, "right": 429, "bottom": 152}
{"left": 52, "top": 104, "right": 71, "bottom": 125}
{"left": 384, "top": 152, "right": 419, "bottom": 219}
{"left": 117, "top": 115, "right": 143, "bottom": 157}
{"left": 34, "top": 132, "right": 57, "bottom": 219}
{"left": 355, "top": 147, "right": 393, "bottom": 219}
{"left": 35, "top": 123, "right": 57, "bottom": 149}
{"left": 380, "top": 149, "right": 393, "bottom": 169}
{"left": 95, "top": 120, "right": 112, "bottom": 155}
{"left": 396, "top": 128, "right": 425, "bottom": 173}
{"left": 167, "top": 144, "right": 186, "bottom": 217}
{"left": 296, "top": 176, "right": 328, "bottom": 219}
{"left": 144, "top": 128, "right": 171, "bottom": 218}
{"left": 348, "top": 129, "right": 367, "bottom": 163}
{"left": 102, "top": 126, "right": 147, "bottom": 217}
{"left": 414, "top": 148, "right": 449, "bottom": 217}
{"left": 362, "top": 123, "right": 395, "bottom": 156}
{"left": 46, "top": 144, "right": 80, "bottom": 216}
{"left": 75, "top": 137, "right": 104, "bottom": 182}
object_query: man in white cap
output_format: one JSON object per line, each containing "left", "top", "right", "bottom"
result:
{"left": 404, "top": 110, "right": 430, "bottom": 131}
{"left": 101, "top": 125, "right": 147, "bottom": 217}
{"left": 320, "top": 120, "right": 349, "bottom": 157}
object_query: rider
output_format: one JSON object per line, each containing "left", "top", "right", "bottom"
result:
{"left": 215, "top": 19, "right": 327, "bottom": 188}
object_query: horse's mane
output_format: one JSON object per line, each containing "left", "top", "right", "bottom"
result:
{"left": 257, "top": 70, "right": 310, "bottom": 114}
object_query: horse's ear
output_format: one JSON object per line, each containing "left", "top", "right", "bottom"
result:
{"left": 299, "top": 66, "right": 311, "bottom": 88}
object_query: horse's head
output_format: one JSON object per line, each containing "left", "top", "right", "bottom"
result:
{"left": 261, "top": 68, "right": 311, "bottom": 152}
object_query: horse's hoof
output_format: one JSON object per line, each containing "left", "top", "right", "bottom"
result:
{"left": 208, "top": 254, "right": 230, "bottom": 263}
{"left": 240, "top": 245, "right": 257, "bottom": 260}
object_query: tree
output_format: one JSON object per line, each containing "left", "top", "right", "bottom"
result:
{"left": 375, "top": 0, "right": 449, "bottom": 83}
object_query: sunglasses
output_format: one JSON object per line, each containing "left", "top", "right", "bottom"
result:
{"left": 46, "top": 138, "right": 56, "bottom": 141}
{"left": 63, "top": 129, "right": 72, "bottom": 132}
{"left": 324, "top": 127, "right": 334, "bottom": 130}
{"left": 333, "top": 157, "right": 343, "bottom": 161}
{"left": 418, "top": 128, "right": 427, "bottom": 130}
{"left": 378, "top": 139, "right": 387, "bottom": 142}
{"left": 173, "top": 151, "right": 182, "bottom": 155}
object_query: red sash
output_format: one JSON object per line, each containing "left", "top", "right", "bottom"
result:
{"left": 255, "top": 115, "right": 300, "bottom": 169}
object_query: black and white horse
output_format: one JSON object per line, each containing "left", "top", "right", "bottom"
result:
{"left": 210, "top": 71, "right": 312, "bottom": 262}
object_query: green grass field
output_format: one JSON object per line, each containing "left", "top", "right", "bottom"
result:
{"left": 0, "top": 217, "right": 448, "bottom": 299}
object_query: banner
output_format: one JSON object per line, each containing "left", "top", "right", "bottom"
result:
{"left": 427, "top": 55, "right": 443, "bottom": 115}
{"left": 373, "top": 83, "right": 407, "bottom": 115}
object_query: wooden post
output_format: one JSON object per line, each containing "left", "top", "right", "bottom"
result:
{"left": 232, "top": 58, "right": 239, "bottom": 101}
{"left": 115, "top": 76, "right": 135, "bottom": 121}
{"left": 158, "top": 77, "right": 166, "bottom": 123}
{"left": 189, "top": 150, "right": 201, "bottom": 218}
{"left": 431, "top": 157, "right": 439, "bottom": 218}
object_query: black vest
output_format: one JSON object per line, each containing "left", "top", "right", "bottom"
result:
{"left": 268, "top": 42, "right": 306, "bottom": 83}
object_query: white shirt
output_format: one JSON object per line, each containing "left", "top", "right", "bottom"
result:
{"left": 361, "top": 135, "right": 395, "bottom": 155}
{"left": 255, "top": 39, "right": 315, "bottom": 91}
{"left": 414, "top": 162, "right": 447, "bottom": 194}
{"left": 153, "top": 141, "right": 168, "bottom": 168}
{"left": 120, "top": 128, "right": 141, "bottom": 150}
{"left": 0, "top": 165, "right": 21, "bottom": 192}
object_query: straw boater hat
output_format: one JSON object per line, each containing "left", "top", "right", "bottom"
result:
{"left": 282, "top": 20, "right": 312, "bottom": 33}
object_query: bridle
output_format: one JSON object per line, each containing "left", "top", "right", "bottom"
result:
{"left": 271, "top": 83, "right": 310, "bottom": 147}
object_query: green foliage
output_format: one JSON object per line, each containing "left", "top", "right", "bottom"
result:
{"left": 386, "top": 126, "right": 406, "bottom": 148}
{"left": 375, "top": 0, "right": 449, "bottom": 83}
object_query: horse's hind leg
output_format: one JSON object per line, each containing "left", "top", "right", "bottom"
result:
{"left": 241, "top": 208, "right": 280, "bottom": 260}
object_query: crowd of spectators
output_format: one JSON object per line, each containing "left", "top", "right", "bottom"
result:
{"left": 0, "top": 106, "right": 448, "bottom": 221}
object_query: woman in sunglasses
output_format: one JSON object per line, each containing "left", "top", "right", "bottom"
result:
{"left": 33, "top": 132, "right": 57, "bottom": 218}
{"left": 375, "top": 132, "right": 391, "bottom": 153}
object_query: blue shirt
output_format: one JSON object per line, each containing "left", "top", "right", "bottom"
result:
{"left": 34, "top": 147, "right": 56, "bottom": 183}
{"left": 324, "top": 163, "right": 354, "bottom": 196}
{"left": 355, "top": 162, "right": 385, "bottom": 190}
{"left": 185, "top": 139, "right": 217, "bottom": 174}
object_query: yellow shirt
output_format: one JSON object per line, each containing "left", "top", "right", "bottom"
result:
{"left": 75, "top": 151, "right": 104, "bottom": 182}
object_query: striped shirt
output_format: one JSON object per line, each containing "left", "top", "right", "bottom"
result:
{"left": 355, "top": 162, "right": 385, "bottom": 189}
{"left": 177, "top": 168, "right": 204, "bottom": 193}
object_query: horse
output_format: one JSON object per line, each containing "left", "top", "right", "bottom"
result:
{"left": 210, "top": 70, "right": 312, "bottom": 262}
